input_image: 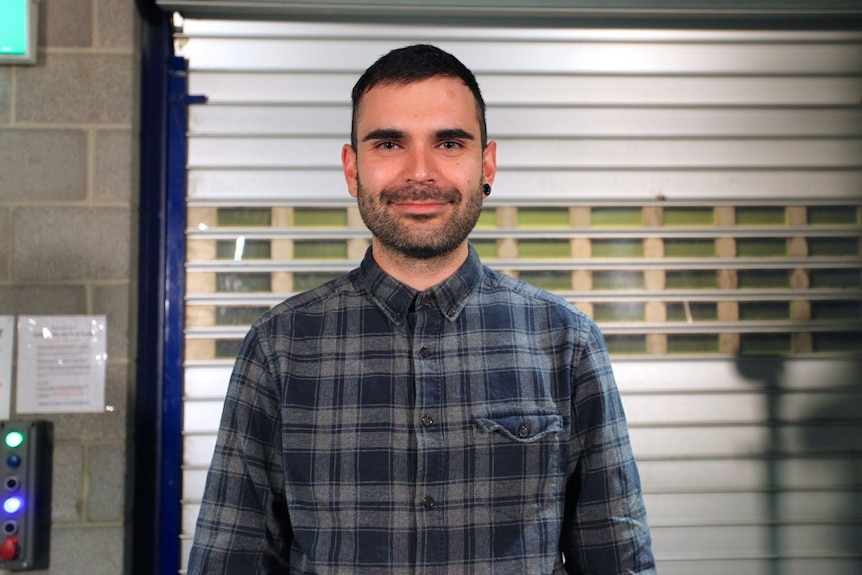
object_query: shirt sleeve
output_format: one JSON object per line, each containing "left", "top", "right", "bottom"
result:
{"left": 187, "top": 324, "right": 292, "bottom": 574}
{"left": 561, "top": 320, "right": 656, "bottom": 574}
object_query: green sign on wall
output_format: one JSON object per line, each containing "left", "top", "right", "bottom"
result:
{"left": 0, "top": 0, "right": 37, "bottom": 64}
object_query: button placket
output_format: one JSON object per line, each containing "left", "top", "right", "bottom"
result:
{"left": 413, "top": 296, "right": 446, "bottom": 562}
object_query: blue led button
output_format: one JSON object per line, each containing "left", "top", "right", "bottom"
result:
{"left": 2, "top": 496, "right": 23, "bottom": 514}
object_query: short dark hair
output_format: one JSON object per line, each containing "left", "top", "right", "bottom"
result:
{"left": 350, "top": 44, "right": 487, "bottom": 149}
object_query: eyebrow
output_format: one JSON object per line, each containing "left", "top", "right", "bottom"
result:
{"left": 435, "top": 128, "right": 476, "bottom": 141}
{"left": 362, "top": 128, "right": 406, "bottom": 142}
{"left": 361, "top": 128, "right": 476, "bottom": 143}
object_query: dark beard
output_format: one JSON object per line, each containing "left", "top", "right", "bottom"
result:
{"left": 356, "top": 179, "right": 483, "bottom": 260}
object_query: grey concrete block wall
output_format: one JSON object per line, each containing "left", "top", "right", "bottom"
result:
{"left": 0, "top": 0, "right": 140, "bottom": 573}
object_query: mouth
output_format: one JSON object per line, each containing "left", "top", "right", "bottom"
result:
{"left": 392, "top": 200, "right": 451, "bottom": 216}
{"left": 383, "top": 186, "right": 459, "bottom": 217}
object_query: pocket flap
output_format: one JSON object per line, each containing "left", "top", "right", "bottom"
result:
{"left": 474, "top": 411, "right": 563, "bottom": 443}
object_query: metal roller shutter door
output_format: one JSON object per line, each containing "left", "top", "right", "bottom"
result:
{"left": 174, "top": 19, "right": 862, "bottom": 574}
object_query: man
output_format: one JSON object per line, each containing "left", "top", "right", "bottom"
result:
{"left": 188, "top": 44, "right": 655, "bottom": 574}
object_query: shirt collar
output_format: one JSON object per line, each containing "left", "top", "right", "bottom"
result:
{"left": 357, "top": 244, "right": 483, "bottom": 324}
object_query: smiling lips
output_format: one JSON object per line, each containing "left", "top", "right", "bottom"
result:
{"left": 393, "top": 200, "right": 451, "bottom": 217}
{"left": 382, "top": 186, "right": 460, "bottom": 217}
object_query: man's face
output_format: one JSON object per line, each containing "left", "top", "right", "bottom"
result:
{"left": 342, "top": 76, "right": 496, "bottom": 260}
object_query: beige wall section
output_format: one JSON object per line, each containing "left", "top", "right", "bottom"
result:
{"left": 0, "top": 0, "right": 140, "bottom": 573}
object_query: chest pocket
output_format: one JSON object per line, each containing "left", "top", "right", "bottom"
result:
{"left": 473, "top": 411, "right": 563, "bottom": 443}
{"left": 470, "top": 410, "right": 565, "bottom": 524}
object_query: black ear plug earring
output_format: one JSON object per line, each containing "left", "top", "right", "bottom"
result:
{"left": 482, "top": 183, "right": 492, "bottom": 196}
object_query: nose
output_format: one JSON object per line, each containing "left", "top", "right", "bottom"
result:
{"left": 405, "top": 146, "right": 436, "bottom": 184}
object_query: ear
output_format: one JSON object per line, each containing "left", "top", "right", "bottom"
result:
{"left": 482, "top": 140, "right": 497, "bottom": 189}
{"left": 342, "top": 143, "right": 359, "bottom": 198}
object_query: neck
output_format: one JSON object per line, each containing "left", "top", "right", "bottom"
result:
{"left": 371, "top": 240, "right": 469, "bottom": 291}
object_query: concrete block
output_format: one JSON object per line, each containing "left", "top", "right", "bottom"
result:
{"left": 0, "top": 130, "right": 87, "bottom": 202}
{"left": 41, "top": 0, "right": 93, "bottom": 49}
{"left": 95, "top": 129, "right": 135, "bottom": 203}
{"left": 87, "top": 443, "right": 126, "bottom": 522}
{"left": 16, "top": 53, "right": 134, "bottom": 124}
{"left": 51, "top": 443, "right": 83, "bottom": 523}
{"left": 50, "top": 525, "right": 124, "bottom": 575}
{"left": 92, "top": 283, "right": 131, "bottom": 361}
{"left": 98, "top": 0, "right": 138, "bottom": 50}
{"left": 12, "top": 206, "right": 132, "bottom": 280}
{"left": 0, "top": 285, "right": 87, "bottom": 314}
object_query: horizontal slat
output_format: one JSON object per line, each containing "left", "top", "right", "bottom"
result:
{"left": 176, "top": 21, "right": 862, "bottom": 41}
{"left": 179, "top": 488, "right": 861, "bottom": 526}
{"left": 189, "top": 72, "right": 862, "bottom": 107}
{"left": 499, "top": 139, "right": 862, "bottom": 169}
{"left": 634, "top": 456, "right": 856, "bottom": 493}
{"left": 182, "top": 454, "right": 858, "bottom": 491}
{"left": 190, "top": 105, "right": 862, "bottom": 137}
{"left": 178, "top": 38, "right": 862, "bottom": 75}
{"left": 184, "top": 365, "right": 231, "bottom": 398}
{"left": 169, "top": 4, "right": 862, "bottom": 24}
{"left": 482, "top": 75, "right": 862, "bottom": 108}
{"left": 187, "top": 168, "right": 862, "bottom": 204}
{"left": 612, "top": 357, "right": 862, "bottom": 393}
{"left": 651, "top": 524, "right": 855, "bottom": 556}
{"left": 183, "top": 401, "right": 223, "bottom": 433}
{"left": 183, "top": 434, "right": 218, "bottom": 466}
{"left": 185, "top": 256, "right": 862, "bottom": 271}
{"left": 184, "top": 289, "right": 862, "bottom": 305}
{"left": 645, "top": 490, "right": 862, "bottom": 524}
{"left": 630, "top": 425, "right": 862, "bottom": 458}
{"left": 656, "top": 558, "right": 862, "bottom": 575}
{"left": 187, "top": 136, "right": 862, "bottom": 169}
{"left": 183, "top": 320, "right": 862, "bottom": 339}
{"left": 182, "top": 357, "right": 862, "bottom": 399}
{"left": 623, "top": 392, "right": 862, "bottom": 425}
{"left": 182, "top": 503, "right": 201, "bottom": 535}
{"left": 182, "top": 468, "right": 208, "bottom": 500}
{"left": 182, "top": 389, "right": 860, "bottom": 431}
{"left": 186, "top": 227, "right": 862, "bottom": 240}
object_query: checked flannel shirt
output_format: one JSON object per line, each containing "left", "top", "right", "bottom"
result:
{"left": 188, "top": 245, "right": 655, "bottom": 575}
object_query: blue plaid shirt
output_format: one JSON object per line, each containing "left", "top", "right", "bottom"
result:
{"left": 188, "top": 246, "right": 655, "bottom": 574}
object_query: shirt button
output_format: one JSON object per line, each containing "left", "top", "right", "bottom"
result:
{"left": 517, "top": 424, "right": 530, "bottom": 438}
{"left": 419, "top": 295, "right": 431, "bottom": 306}
{"left": 420, "top": 346, "right": 431, "bottom": 357}
{"left": 422, "top": 496, "right": 435, "bottom": 509}
{"left": 421, "top": 414, "right": 433, "bottom": 427}
{"left": 393, "top": 312, "right": 403, "bottom": 321}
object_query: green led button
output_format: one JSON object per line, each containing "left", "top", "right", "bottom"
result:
{"left": 4, "top": 432, "right": 24, "bottom": 449}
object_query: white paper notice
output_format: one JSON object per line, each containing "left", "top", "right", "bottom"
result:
{"left": 16, "top": 315, "right": 107, "bottom": 414}
{"left": 0, "top": 316, "right": 14, "bottom": 420}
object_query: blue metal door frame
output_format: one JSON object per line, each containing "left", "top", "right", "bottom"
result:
{"left": 134, "top": 3, "right": 192, "bottom": 572}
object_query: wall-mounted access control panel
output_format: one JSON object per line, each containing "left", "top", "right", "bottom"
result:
{"left": 0, "top": 420, "right": 52, "bottom": 571}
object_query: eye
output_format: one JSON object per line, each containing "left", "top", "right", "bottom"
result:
{"left": 439, "top": 140, "right": 462, "bottom": 151}
{"left": 376, "top": 141, "right": 399, "bottom": 150}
